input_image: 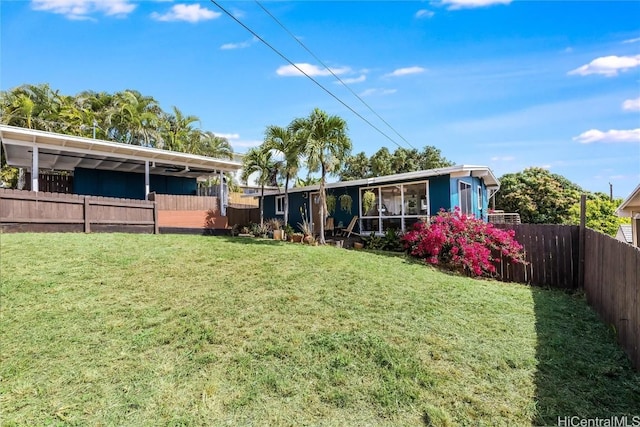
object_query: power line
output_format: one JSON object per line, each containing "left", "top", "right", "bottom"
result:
{"left": 254, "top": 0, "right": 416, "bottom": 150}
{"left": 209, "top": 0, "right": 408, "bottom": 150}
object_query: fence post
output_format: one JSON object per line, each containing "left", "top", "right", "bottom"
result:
{"left": 578, "top": 194, "right": 586, "bottom": 288}
{"left": 84, "top": 196, "right": 91, "bottom": 233}
{"left": 153, "top": 201, "right": 159, "bottom": 234}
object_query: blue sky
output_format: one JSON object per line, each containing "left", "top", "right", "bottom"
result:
{"left": 1, "top": 0, "right": 639, "bottom": 197}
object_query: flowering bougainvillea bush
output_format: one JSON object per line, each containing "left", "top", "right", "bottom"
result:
{"left": 401, "top": 209, "right": 526, "bottom": 277}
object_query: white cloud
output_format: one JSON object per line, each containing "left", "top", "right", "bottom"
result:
{"left": 337, "top": 75, "right": 366, "bottom": 84}
{"left": 415, "top": 9, "right": 434, "bottom": 18}
{"left": 31, "top": 0, "right": 136, "bottom": 19}
{"left": 568, "top": 55, "right": 640, "bottom": 77}
{"left": 622, "top": 37, "right": 640, "bottom": 44}
{"left": 151, "top": 4, "right": 220, "bottom": 23}
{"left": 359, "top": 88, "right": 397, "bottom": 97}
{"left": 220, "top": 39, "right": 254, "bottom": 50}
{"left": 573, "top": 128, "right": 640, "bottom": 144}
{"left": 232, "top": 140, "right": 263, "bottom": 149}
{"left": 441, "top": 0, "right": 511, "bottom": 10}
{"left": 214, "top": 132, "right": 240, "bottom": 140}
{"left": 276, "top": 63, "right": 350, "bottom": 77}
{"left": 385, "top": 66, "right": 426, "bottom": 77}
{"left": 622, "top": 97, "right": 640, "bottom": 112}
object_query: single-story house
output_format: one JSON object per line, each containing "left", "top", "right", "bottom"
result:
{"left": 261, "top": 165, "right": 500, "bottom": 235}
{"left": 0, "top": 125, "right": 242, "bottom": 213}
{"left": 615, "top": 183, "right": 640, "bottom": 247}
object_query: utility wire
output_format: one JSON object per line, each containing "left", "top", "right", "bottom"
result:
{"left": 255, "top": 0, "right": 416, "bottom": 150}
{"left": 210, "top": 0, "right": 407, "bottom": 150}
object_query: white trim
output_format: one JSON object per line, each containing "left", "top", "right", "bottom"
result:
{"left": 31, "top": 145, "right": 39, "bottom": 192}
{"left": 0, "top": 125, "right": 242, "bottom": 177}
{"left": 459, "top": 180, "right": 472, "bottom": 215}
{"left": 275, "top": 195, "right": 285, "bottom": 215}
{"left": 360, "top": 180, "right": 430, "bottom": 233}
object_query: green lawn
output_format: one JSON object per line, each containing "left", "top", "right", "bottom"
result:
{"left": 1, "top": 234, "right": 638, "bottom": 426}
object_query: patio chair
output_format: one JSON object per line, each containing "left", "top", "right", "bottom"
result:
{"left": 325, "top": 217, "right": 335, "bottom": 236}
{"left": 341, "top": 216, "right": 360, "bottom": 237}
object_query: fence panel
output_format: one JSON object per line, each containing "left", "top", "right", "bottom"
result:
{"left": 150, "top": 193, "right": 218, "bottom": 211}
{"left": 0, "top": 189, "right": 156, "bottom": 233}
{"left": 494, "top": 223, "right": 639, "bottom": 369}
{"left": 227, "top": 206, "right": 260, "bottom": 227}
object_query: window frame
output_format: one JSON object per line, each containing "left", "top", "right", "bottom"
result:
{"left": 459, "top": 181, "right": 472, "bottom": 215}
{"left": 359, "top": 181, "right": 430, "bottom": 233}
{"left": 275, "top": 195, "right": 285, "bottom": 215}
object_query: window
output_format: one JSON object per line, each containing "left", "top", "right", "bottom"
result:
{"left": 459, "top": 181, "right": 472, "bottom": 215}
{"left": 360, "top": 181, "right": 429, "bottom": 233}
{"left": 477, "top": 186, "right": 483, "bottom": 215}
{"left": 275, "top": 195, "right": 285, "bottom": 215}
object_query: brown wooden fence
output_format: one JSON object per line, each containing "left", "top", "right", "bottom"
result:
{"left": 0, "top": 189, "right": 157, "bottom": 233}
{"left": 25, "top": 173, "right": 74, "bottom": 193}
{"left": 494, "top": 223, "right": 640, "bottom": 369}
{"left": 227, "top": 206, "right": 260, "bottom": 227}
{"left": 493, "top": 224, "right": 580, "bottom": 289}
{"left": 583, "top": 228, "right": 640, "bottom": 370}
{"left": 148, "top": 193, "right": 218, "bottom": 211}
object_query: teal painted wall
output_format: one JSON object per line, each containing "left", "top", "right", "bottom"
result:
{"left": 449, "top": 176, "right": 487, "bottom": 218}
{"left": 74, "top": 168, "right": 197, "bottom": 199}
{"left": 428, "top": 174, "right": 451, "bottom": 215}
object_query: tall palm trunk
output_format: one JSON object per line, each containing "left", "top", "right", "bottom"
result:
{"left": 260, "top": 182, "right": 265, "bottom": 226}
{"left": 318, "top": 164, "right": 327, "bottom": 244}
{"left": 284, "top": 174, "right": 290, "bottom": 226}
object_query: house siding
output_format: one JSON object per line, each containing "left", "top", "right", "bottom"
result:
{"left": 74, "top": 167, "right": 197, "bottom": 199}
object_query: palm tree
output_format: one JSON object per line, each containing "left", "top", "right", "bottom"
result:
{"left": 263, "top": 125, "right": 302, "bottom": 226}
{"left": 290, "top": 108, "right": 351, "bottom": 244}
{"left": 191, "top": 131, "right": 234, "bottom": 159}
{"left": 108, "top": 90, "right": 161, "bottom": 146}
{"left": 240, "top": 147, "right": 277, "bottom": 226}
{"left": 160, "top": 106, "right": 200, "bottom": 151}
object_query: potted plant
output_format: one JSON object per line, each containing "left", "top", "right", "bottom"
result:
{"left": 297, "top": 218, "right": 313, "bottom": 243}
{"left": 326, "top": 194, "right": 337, "bottom": 216}
{"left": 363, "top": 190, "right": 376, "bottom": 215}
{"left": 339, "top": 193, "right": 352, "bottom": 214}
{"left": 283, "top": 224, "right": 295, "bottom": 241}
{"left": 291, "top": 232, "right": 304, "bottom": 243}
{"left": 268, "top": 218, "right": 284, "bottom": 240}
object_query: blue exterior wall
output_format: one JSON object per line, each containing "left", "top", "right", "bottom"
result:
{"left": 449, "top": 176, "right": 487, "bottom": 218}
{"left": 428, "top": 174, "right": 451, "bottom": 215}
{"left": 74, "top": 167, "right": 197, "bottom": 199}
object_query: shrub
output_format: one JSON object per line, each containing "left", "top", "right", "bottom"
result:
{"left": 363, "top": 228, "right": 404, "bottom": 252}
{"left": 401, "top": 209, "right": 526, "bottom": 277}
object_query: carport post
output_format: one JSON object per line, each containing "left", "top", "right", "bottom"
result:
{"left": 31, "top": 145, "right": 39, "bottom": 192}
{"left": 219, "top": 170, "right": 226, "bottom": 216}
{"left": 144, "top": 160, "right": 150, "bottom": 199}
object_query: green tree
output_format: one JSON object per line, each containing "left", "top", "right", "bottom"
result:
{"left": 495, "top": 167, "right": 582, "bottom": 224}
{"left": 418, "top": 146, "right": 453, "bottom": 170}
{"left": 370, "top": 147, "right": 394, "bottom": 177}
{"left": 264, "top": 125, "right": 302, "bottom": 226}
{"left": 240, "top": 147, "right": 277, "bottom": 226}
{"left": 160, "top": 106, "right": 200, "bottom": 151}
{"left": 291, "top": 108, "right": 351, "bottom": 244}
{"left": 294, "top": 176, "right": 321, "bottom": 187}
{"left": 188, "top": 131, "right": 233, "bottom": 159}
{"left": 567, "top": 193, "right": 630, "bottom": 236}
{"left": 340, "top": 151, "right": 371, "bottom": 181}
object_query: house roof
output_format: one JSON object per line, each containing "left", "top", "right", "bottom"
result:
{"left": 0, "top": 125, "right": 242, "bottom": 179}
{"left": 615, "top": 183, "right": 640, "bottom": 218}
{"left": 261, "top": 165, "right": 500, "bottom": 196}
{"left": 617, "top": 224, "right": 633, "bottom": 244}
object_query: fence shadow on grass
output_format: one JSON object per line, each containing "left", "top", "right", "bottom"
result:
{"left": 531, "top": 287, "right": 640, "bottom": 426}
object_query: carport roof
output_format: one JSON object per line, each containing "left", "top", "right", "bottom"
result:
{"left": 0, "top": 125, "right": 242, "bottom": 179}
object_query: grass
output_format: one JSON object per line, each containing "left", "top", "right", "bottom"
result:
{"left": 0, "top": 233, "right": 638, "bottom": 426}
